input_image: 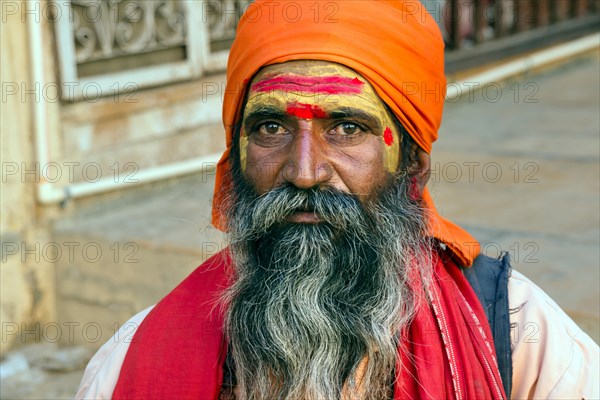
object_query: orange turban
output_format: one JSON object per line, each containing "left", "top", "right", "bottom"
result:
{"left": 212, "top": 0, "right": 480, "bottom": 266}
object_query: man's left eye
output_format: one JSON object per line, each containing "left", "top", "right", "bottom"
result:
{"left": 332, "top": 122, "right": 362, "bottom": 135}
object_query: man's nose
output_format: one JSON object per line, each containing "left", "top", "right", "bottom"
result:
{"left": 283, "top": 126, "right": 333, "bottom": 189}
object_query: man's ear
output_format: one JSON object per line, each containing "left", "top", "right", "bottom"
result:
{"left": 413, "top": 148, "right": 431, "bottom": 195}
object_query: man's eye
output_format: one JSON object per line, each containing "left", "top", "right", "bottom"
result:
{"left": 332, "top": 122, "right": 362, "bottom": 135}
{"left": 258, "top": 122, "right": 287, "bottom": 135}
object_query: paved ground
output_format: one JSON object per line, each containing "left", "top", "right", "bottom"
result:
{"left": 434, "top": 52, "right": 599, "bottom": 339}
{"left": 2, "top": 51, "right": 598, "bottom": 399}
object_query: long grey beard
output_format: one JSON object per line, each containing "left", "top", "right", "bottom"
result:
{"left": 222, "top": 173, "right": 432, "bottom": 400}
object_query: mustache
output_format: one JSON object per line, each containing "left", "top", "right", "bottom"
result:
{"left": 225, "top": 176, "right": 428, "bottom": 399}
{"left": 238, "top": 183, "right": 369, "bottom": 234}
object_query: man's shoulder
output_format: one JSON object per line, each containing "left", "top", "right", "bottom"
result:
{"left": 508, "top": 269, "right": 599, "bottom": 399}
{"left": 75, "top": 250, "right": 233, "bottom": 398}
{"left": 75, "top": 306, "right": 154, "bottom": 399}
{"left": 507, "top": 269, "right": 598, "bottom": 351}
{"left": 125, "top": 249, "right": 232, "bottom": 338}
{"left": 508, "top": 269, "right": 592, "bottom": 340}
{"left": 167, "top": 249, "right": 233, "bottom": 298}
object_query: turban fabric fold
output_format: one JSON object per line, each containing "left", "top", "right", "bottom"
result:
{"left": 212, "top": 0, "right": 480, "bottom": 266}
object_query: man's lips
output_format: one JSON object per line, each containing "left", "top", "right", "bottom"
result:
{"left": 286, "top": 209, "right": 322, "bottom": 223}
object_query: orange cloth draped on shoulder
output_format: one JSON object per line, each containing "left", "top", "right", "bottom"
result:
{"left": 212, "top": 0, "right": 480, "bottom": 266}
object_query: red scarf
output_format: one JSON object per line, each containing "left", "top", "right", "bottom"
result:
{"left": 112, "top": 249, "right": 506, "bottom": 399}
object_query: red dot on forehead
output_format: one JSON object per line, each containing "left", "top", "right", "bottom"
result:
{"left": 286, "top": 102, "right": 328, "bottom": 119}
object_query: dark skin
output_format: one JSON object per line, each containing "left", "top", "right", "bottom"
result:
{"left": 240, "top": 61, "right": 431, "bottom": 222}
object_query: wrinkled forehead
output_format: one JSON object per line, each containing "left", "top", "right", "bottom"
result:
{"left": 251, "top": 60, "right": 359, "bottom": 83}
{"left": 245, "top": 60, "right": 390, "bottom": 112}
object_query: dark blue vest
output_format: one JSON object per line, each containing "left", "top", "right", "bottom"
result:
{"left": 462, "top": 253, "right": 513, "bottom": 398}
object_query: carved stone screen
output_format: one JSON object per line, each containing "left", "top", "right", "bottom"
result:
{"left": 71, "top": 0, "right": 188, "bottom": 77}
{"left": 53, "top": 0, "right": 253, "bottom": 100}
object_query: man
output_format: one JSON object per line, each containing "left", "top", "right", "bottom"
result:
{"left": 76, "top": 1, "right": 598, "bottom": 399}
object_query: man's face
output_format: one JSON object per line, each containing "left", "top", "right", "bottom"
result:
{"left": 225, "top": 60, "right": 430, "bottom": 400}
{"left": 239, "top": 60, "right": 402, "bottom": 222}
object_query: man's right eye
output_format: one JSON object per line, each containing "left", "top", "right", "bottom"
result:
{"left": 258, "top": 122, "right": 287, "bottom": 135}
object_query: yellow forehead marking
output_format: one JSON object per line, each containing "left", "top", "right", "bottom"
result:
{"left": 384, "top": 127, "right": 400, "bottom": 172}
{"left": 239, "top": 134, "right": 248, "bottom": 171}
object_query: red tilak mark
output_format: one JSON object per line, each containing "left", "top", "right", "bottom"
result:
{"left": 252, "top": 75, "right": 364, "bottom": 94}
{"left": 286, "top": 102, "right": 328, "bottom": 119}
{"left": 383, "top": 127, "right": 394, "bottom": 146}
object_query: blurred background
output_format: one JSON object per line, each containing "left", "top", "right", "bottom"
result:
{"left": 1, "top": 0, "right": 599, "bottom": 397}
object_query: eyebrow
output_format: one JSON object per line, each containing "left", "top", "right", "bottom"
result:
{"left": 329, "top": 107, "right": 383, "bottom": 132}
{"left": 242, "top": 106, "right": 383, "bottom": 133}
{"left": 251, "top": 75, "right": 364, "bottom": 95}
{"left": 242, "top": 106, "right": 288, "bottom": 131}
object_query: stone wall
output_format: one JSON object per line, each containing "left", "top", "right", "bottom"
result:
{"left": 1, "top": 1, "right": 57, "bottom": 356}
{"left": 57, "top": 72, "right": 226, "bottom": 184}
{"left": 1, "top": 1, "right": 226, "bottom": 354}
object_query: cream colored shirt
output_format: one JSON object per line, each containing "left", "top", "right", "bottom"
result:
{"left": 75, "top": 270, "right": 599, "bottom": 399}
